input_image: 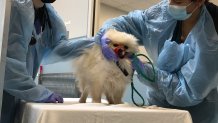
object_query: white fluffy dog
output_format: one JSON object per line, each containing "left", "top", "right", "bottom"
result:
{"left": 73, "top": 29, "right": 139, "bottom": 104}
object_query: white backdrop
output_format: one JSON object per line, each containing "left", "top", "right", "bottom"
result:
{"left": 52, "top": 0, "right": 95, "bottom": 39}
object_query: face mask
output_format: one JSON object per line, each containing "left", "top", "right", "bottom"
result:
{"left": 167, "top": 2, "right": 193, "bottom": 20}
{"left": 41, "top": 0, "right": 56, "bottom": 3}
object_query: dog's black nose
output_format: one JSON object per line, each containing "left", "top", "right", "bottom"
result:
{"left": 117, "top": 49, "right": 125, "bottom": 58}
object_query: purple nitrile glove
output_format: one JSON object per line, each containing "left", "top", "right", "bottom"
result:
{"left": 101, "top": 34, "right": 118, "bottom": 62}
{"left": 42, "top": 93, "right": 64, "bottom": 103}
{"left": 128, "top": 54, "right": 144, "bottom": 71}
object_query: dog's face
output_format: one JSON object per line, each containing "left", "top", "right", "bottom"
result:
{"left": 105, "top": 29, "right": 139, "bottom": 59}
{"left": 109, "top": 42, "right": 132, "bottom": 59}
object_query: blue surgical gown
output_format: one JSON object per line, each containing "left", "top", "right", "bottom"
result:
{"left": 1, "top": 1, "right": 94, "bottom": 123}
{"left": 96, "top": 0, "right": 218, "bottom": 123}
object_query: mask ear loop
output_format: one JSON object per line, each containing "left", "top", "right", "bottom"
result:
{"left": 186, "top": 1, "right": 201, "bottom": 15}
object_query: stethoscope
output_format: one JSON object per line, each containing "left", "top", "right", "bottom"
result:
{"left": 129, "top": 21, "right": 183, "bottom": 107}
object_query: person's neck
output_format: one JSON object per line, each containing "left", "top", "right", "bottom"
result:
{"left": 182, "top": 7, "right": 201, "bottom": 38}
{"left": 32, "top": 0, "right": 44, "bottom": 9}
{"left": 184, "top": 7, "right": 201, "bottom": 26}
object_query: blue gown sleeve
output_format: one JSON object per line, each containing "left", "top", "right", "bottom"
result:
{"left": 41, "top": 4, "right": 95, "bottom": 64}
{"left": 4, "top": 0, "right": 53, "bottom": 102}
{"left": 94, "top": 1, "right": 172, "bottom": 61}
{"left": 95, "top": 10, "right": 148, "bottom": 46}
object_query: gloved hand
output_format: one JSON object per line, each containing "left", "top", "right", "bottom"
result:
{"left": 129, "top": 54, "right": 156, "bottom": 83}
{"left": 100, "top": 34, "right": 118, "bottom": 62}
{"left": 41, "top": 93, "right": 64, "bottom": 103}
{"left": 128, "top": 54, "right": 144, "bottom": 70}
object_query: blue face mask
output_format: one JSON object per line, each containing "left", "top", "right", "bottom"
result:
{"left": 167, "top": 2, "right": 193, "bottom": 20}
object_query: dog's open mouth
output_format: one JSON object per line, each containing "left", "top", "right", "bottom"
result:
{"left": 114, "top": 47, "right": 127, "bottom": 59}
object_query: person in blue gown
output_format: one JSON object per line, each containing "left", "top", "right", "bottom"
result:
{"left": 1, "top": 0, "right": 94, "bottom": 123}
{"left": 97, "top": 0, "right": 218, "bottom": 122}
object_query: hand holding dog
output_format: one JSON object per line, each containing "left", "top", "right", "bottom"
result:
{"left": 100, "top": 34, "right": 118, "bottom": 62}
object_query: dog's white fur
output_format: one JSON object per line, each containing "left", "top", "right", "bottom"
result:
{"left": 73, "top": 29, "right": 139, "bottom": 104}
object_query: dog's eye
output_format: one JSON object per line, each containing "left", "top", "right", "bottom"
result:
{"left": 124, "top": 45, "right": 128, "bottom": 49}
{"left": 113, "top": 44, "right": 119, "bottom": 47}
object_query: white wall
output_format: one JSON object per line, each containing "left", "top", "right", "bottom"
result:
{"left": 211, "top": 0, "right": 218, "bottom": 5}
{"left": 52, "top": 0, "right": 94, "bottom": 39}
{"left": 98, "top": 4, "right": 127, "bottom": 30}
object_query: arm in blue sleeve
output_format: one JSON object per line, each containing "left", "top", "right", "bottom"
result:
{"left": 136, "top": 51, "right": 218, "bottom": 107}
{"left": 4, "top": 1, "right": 53, "bottom": 102}
{"left": 42, "top": 4, "right": 95, "bottom": 64}
{"left": 42, "top": 37, "right": 95, "bottom": 64}
{"left": 5, "top": 58, "right": 53, "bottom": 102}
{"left": 43, "top": 5, "right": 151, "bottom": 64}
{"left": 95, "top": 10, "right": 148, "bottom": 45}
